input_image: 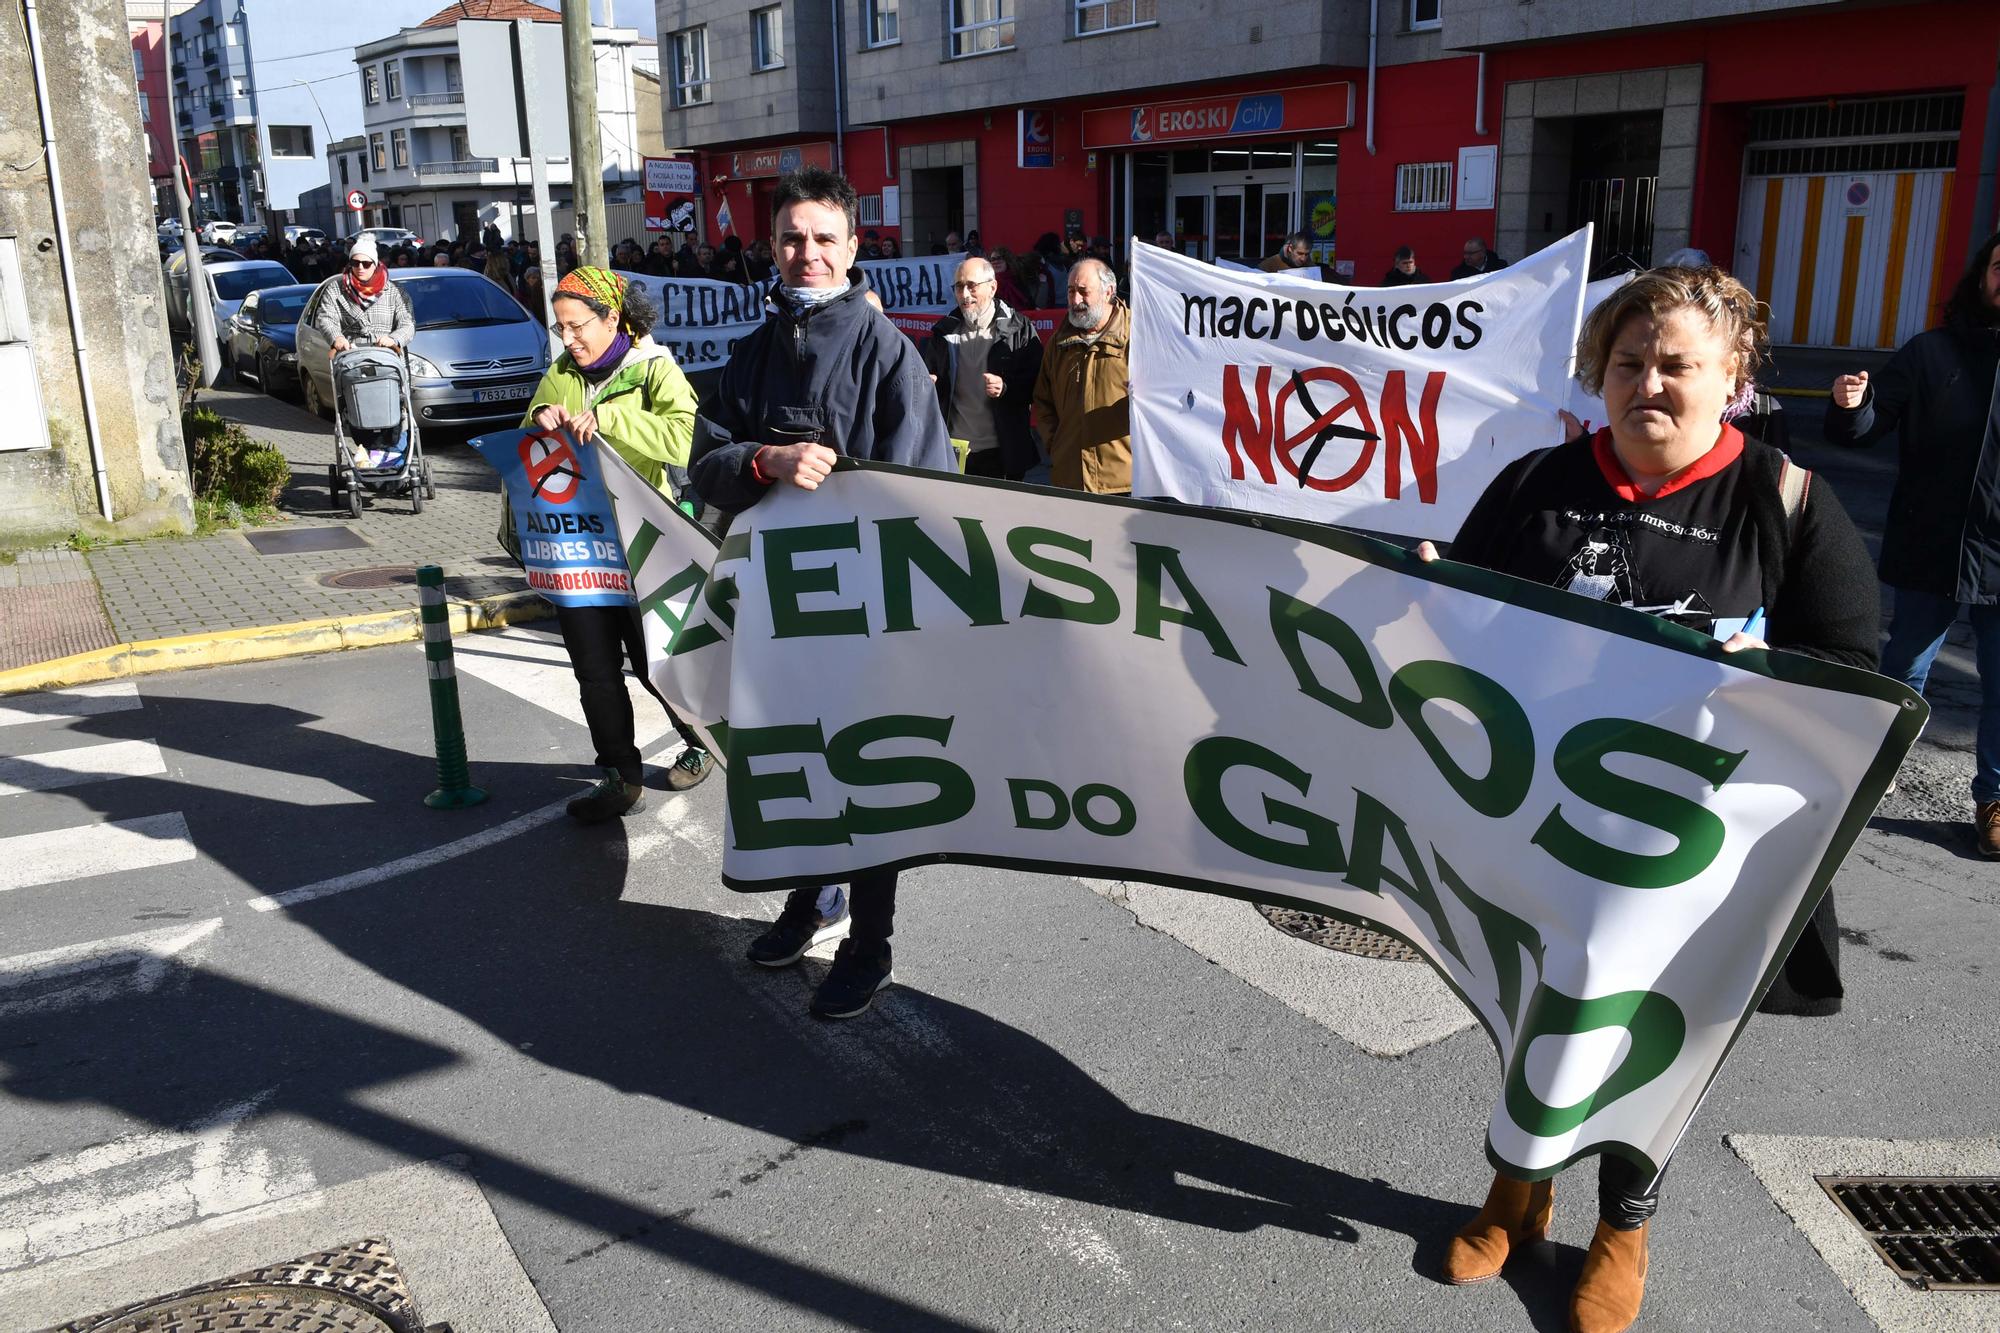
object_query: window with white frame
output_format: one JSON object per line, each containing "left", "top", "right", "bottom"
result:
{"left": 859, "top": 194, "right": 882, "bottom": 225}
{"left": 369, "top": 132, "right": 386, "bottom": 171}
{"left": 1395, "top": 161, "right": 1452, "bottom": 211}
{"left": 865, "top": 0, "right": 898, "bottom": 46}
{"left": 670, "top": 28, "right": 709, "bottom": 106}
{"left": 384, "top": 58, "right": 402, "bottom": 99}
{"left": 949, "top": 0, "right": 1013, "bottom": 56}
{"left": 1409, "top": 0, "right": 1441, "bottom": 29}
{"left": 445, "top": 56, "right": 462, "bottom": 92}
{"left": 391, "top": 129, "right": 408, "bottom": 167}
{"left": 362, "top": 65, "right": 380, "bottom": 104}
{"left": 752, "top": 7, "right": 784, "bottom": 69}
{"left": 230, "top": 76, "right": 248, "bottom": 100}
{"left": 269, "top": 124, "right": 313, "bottom": 158}
{"left": 1076, "top": 0, "right": 1155, "bottom": 35}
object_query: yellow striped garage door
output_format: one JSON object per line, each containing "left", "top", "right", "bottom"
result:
{"left": 1735, "top": 169, "right": 1954, "bottom": 349}
{"left": 1730, "top": 94, "right": 1964, "bottom": 350}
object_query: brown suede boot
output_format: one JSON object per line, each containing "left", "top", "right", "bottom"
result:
{"left": 1570, "top": 1219, "right": 1650, "bottom": 1333}
{"left": 1442, "top": 1172, "right": 1554, "bottom": 1284}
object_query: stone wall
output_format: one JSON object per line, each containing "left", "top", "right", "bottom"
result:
{"left": 0, "top": 0, "right": 191, "bottom": 544}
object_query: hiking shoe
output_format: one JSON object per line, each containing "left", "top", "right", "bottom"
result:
{"left": 566, "top": 767, "right": 644, "bottom": 824}
{"left": 666, "top": 746, "right": 712, "bottom": 791}
{"left": 1977, "top": 800, "right": 2000, "bottom": 858}
{"left": 747, "top": 899, "right": 851, "bottom": 968}
{"left": 810, "top": 942, "right": 893, "bottom": 1019}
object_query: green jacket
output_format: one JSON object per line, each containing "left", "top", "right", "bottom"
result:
{"left": 521, "top": 338, "right": 697, "bottom": 491}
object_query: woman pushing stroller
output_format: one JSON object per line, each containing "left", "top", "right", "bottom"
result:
{"left": 312, "top": 233, "right": 413, "bottom": 356}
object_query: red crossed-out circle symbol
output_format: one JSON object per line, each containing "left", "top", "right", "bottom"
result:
{"left": 520, "top": 429, "right": 584, "bottom": 505}
{"left": 1275, "top": 367, "right": 1380, "bottom": 492}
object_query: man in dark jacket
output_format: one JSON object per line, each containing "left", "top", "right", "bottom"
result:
{"left": 689, "top": 167, "right": 954, "bottom": 1019}
{"left": 920, "top": 257, "right": 1044, "bottom": 479}
{"left": 1451, "top": 237, "right": 1508, "bottom": 280}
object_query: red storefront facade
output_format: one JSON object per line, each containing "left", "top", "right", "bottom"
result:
{"left": 674, "top": 1, "right": 1998, "bottom": 348}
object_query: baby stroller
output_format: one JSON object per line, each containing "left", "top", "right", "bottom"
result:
{"left": 326, "top": 346, "right": 433, "bottom": 517}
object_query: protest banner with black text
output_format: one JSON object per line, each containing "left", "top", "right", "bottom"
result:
{"left": 1130, "top": 232, "right": 1593, "bottom": 540}
{"left": 600, "top": 459, "right": 1922, "bottom": 1181}
{"left": 471, "top": 425, "right": 636, "bottom": 606}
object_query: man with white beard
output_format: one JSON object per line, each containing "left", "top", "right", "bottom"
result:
{"left": 1031, "top": 258, "right": 1132, "bottom": 494}
{"left": 921, "top": 257, "right": 1044, "bottom": 480}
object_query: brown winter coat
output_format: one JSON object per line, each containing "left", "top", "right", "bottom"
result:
{"left": 1032, "top": 301, "right": 1132, "bottom": 494}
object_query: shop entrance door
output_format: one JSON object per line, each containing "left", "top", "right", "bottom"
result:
{"left": 1212, "top": 187, "right": 1246, "bottom": 264}
{"left": 1171, "top": 191, "right": 1210, "bottom": 259}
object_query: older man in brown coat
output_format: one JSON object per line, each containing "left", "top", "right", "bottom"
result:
{"left": 1032, "top": 258, "right": 1132, "bottom": 494}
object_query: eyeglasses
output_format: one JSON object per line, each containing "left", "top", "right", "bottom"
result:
{"left": 549, "top": 312, "right": 608, "bottom": 339}
{"left": 348, "top": 259, "right": 377, "bottom": 270}
{"left": 952, "top": 280, "right": 993, "bottom": 290}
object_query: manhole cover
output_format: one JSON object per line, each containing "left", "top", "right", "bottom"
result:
{"left": 320, "top": 565, "right": 421, "bottom": 590}
{"left": 1257, "top": 905, "right": 1422, "bottom": 962}
{"left": 46, "top": 1237, "right": 436, "bottom": 1333}
{"left": 1818, "top": 1176, "right": 2000, "bottom": 1290}
{"left": 244, "top": 527, "right": 371, "bottom": 556}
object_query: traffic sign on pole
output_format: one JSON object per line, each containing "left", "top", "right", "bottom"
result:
{"left": 346, "top": 189, "right": 367, "bottom": 213}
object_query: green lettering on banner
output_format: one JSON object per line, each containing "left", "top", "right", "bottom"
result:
{"left": 1434, "top": 850, "right": 1544, "bottom": 1038}
{"left": 622, "top": 519, "right": 665, "bottom": 571}
{"left": 1010, "top": 778, "right": 1070, "bottom": 829}
{"left": 685, "top": 530, "right": 752, "bottom": 654}
{"left": 876, "top": 517, "right": 1007, "bottom": 632}
{"left": 1531, "top": 719, "right": 1749, "bottom": 889}
{"left": 1502, "top": 983, "right": 1686, "bottom": 1137}
{"left": 1268, "top": 588, "right": 1393, "bottom": 729}
{"left": 1009, "top": 527, "right": 1120, "bottom": 624}
{"left": 1388, "top": 660, "right": 1535, "bottom": 819}
{"left": 825, "top": 714, "right": 976, "bottom": 835}
{"left": 1072, "top": 783, "right": 1138, "bottom": 837}
{"left": 765, "top": 522, "right": 870, "bottom": 639}
{"left": 635, "top": 559, "right": 707, "bottom": 654}
{"left": 725, "top": 722, "right": 849, "bottom": 851}
{"left": 1344, "top": 791, "right": 1467, "bottom": 969}
{"left": 1135, "top": 544, "right": 1244, "bottom": 665}
{"left": 1184, "top": 736, "right": 1346, "bottom": 873}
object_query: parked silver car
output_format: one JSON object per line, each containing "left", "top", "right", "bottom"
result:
{"left": 295, "top": 268, "right": 550, "bottom": 427}
{"left": 163, "top": 255, "right": 297, "bottom": 345}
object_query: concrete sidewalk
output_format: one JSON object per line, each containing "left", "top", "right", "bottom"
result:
{"left": 0, "top": 386, "right": 546, "bottom": 685}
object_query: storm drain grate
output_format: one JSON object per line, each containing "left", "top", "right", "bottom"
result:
{"left": 319, "top": 565, "right": 421, "bottom": 590}
{"left": 43, "top": 1236, "right": 452, "bottom": 1332}
{"left": 1818, "top": 1176, "right": 2000, "bottom": 1291}
{"left": 1256, "top": 905, "right": 1421, "bottom": 962}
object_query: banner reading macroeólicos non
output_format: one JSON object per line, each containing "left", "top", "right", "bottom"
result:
{"left": 1130, "top": 231, "right": 1593, "bottom": 539}
{"left": 601, "top": 460, "right": 1922, "bottom": 1180}
{"left": 471, "top": 425, "right": 635, "bottom": 607}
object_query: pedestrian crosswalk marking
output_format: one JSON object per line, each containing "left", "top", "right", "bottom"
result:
{"left": 0, "top": 812, "right": 198, "bottom": 894}
{"left": 0, "top": 918, "right": 220, "bottom": 1019}
{"left": 0, "top": 682, "right": 142, "bottom": 729}
{"left": 452, "top": 627, "right": 671, "bottom": 746}
{"left": 0, "top": 739, "right": 168, "bottom": 798}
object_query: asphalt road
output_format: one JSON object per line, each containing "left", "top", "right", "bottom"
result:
{"left": 0, "top": 413, "right": 1995, "bottom": 1331}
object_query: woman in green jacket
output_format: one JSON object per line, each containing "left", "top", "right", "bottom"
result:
{"left": 522, "top": 266, "right": 712, "bottom": 822}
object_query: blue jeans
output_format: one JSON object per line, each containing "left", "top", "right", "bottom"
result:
{"left": 1880, "top": 588, "right": 2000, "bottom": 803}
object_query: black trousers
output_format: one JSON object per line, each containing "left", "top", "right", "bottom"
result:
{"left": 779, "top": 869, "right": 898, "bottom": 960}
{"left": 963, "top": 448, "right": 1006, "bottom": 479}
{"left": 554, "top": 602, "right": 705, "bottom": 783}
{"left": 1597, "top": 1154, "right": 1663, "bottom": 1230}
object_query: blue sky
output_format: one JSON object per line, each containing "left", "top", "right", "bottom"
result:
{"left": 585, "top": 0, "right": 655, "bottom": 38}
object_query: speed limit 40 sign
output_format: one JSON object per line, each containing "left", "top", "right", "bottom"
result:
{"left": 346, "top": 189, "right": 367, "bottom": 213}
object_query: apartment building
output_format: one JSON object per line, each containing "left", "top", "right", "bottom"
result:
{"left": 169, "top": 0, "right": 438, "bottom": 229}
{"left": 353, "top": 0, "right": 654, "bottom": 246}
{"left": 659, "top": 0, "right": 1999, "bottom": 351}
{"left": 127, "top": 2, "right": 200, "bottom": 217}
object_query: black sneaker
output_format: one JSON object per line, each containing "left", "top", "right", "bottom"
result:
{"left": 747, "top": 899, "right": 851, "bottom": 968}
{"left": 666, "top": 747, "right": 712, "bottom": 791}
{"left": 566, "top": 767, "right": 644, "bottom": 824}
{"left": 810, "top": 942, "right": 893, "bottom": 1019}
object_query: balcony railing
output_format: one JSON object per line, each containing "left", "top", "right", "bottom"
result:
{"left": 417, "top": 158, "right": 499, "bottom": 178}
{"left": 409, "top": 91, "right": 464, "bottom": 108}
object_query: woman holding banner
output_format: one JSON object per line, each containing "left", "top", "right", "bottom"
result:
{"left": 1419, "top": 265, "right": 1878, "bottom": 1333}
{"left": 522, "top": 266, "right": 713, "bottom": 822}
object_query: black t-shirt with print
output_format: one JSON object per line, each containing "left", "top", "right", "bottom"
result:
{"left": 1447, "top": 428, "right": 1879, "bottom": 667}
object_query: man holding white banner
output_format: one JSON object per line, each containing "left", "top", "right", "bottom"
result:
{"left": 686, "top": 166, "right": 954, "bottom": 1020}
{"left": 1129, "top": 231, "right": 1593, "bottom": 540}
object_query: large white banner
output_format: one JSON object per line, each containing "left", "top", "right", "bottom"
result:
{"left": 1130, "top": 232, "right": 1593, "bottom": 540}
{"left": 621, "top": 253, "right": 965, "bottom": 373}
{"left": 597, "top": 455, "right": 1921, "bottom": 1181}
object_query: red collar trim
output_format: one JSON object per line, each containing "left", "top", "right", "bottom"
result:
{"left": 1590, "top": 423, "right": 1744, "bottom": 502}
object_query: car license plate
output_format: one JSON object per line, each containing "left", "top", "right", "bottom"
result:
{"left": 474, "top": 384, "right": 533, "bottom": 403}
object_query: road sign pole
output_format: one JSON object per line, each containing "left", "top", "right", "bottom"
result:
{"left": 417, "top": 565, "right": 487, "bottom": 810}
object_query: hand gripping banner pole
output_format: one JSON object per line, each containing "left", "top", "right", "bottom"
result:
{"left": 417, "top": 565, "right": 488, "bottom": 810}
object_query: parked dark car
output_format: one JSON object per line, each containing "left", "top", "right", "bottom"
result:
{"left": 224, "top": 283, "right": 316, "bottom": 395}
